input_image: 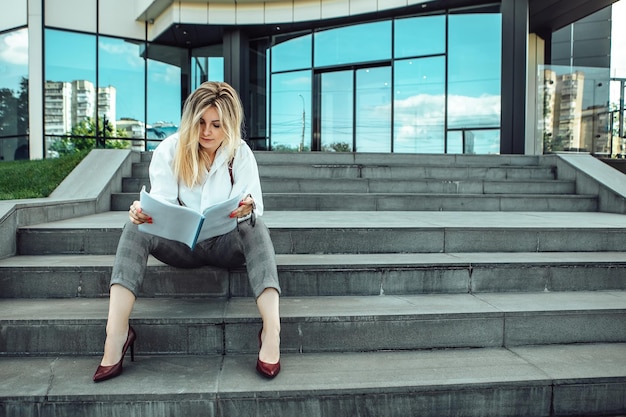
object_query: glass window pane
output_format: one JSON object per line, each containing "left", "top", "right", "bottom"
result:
{"left": 192, "top": 45, "right": 224, "bottom": 90}
{"left": 191, "top": 57, "right": 223, "bottom": 89}
{"left": 472, "top": 129, "right": 500, "bottom": 154}
{"left": 314, "top": 21, "right": 391, "bottom": 67}
{"left": 540, "top": 66, "right": 612, "bottom": 154}
{"left": 45, "top": 29, "right": 96, "bottom": 85}
{"left": 249, "top": 38, "right": 270, "bottom": 149}
{"left": 98, "top": 36, "right": 145, "bottom": 150}
{"left": 446, "top": 130, "right": 463, "bottom": 154}
{"left": 146, "top": 44, "right": 182, "bottom": 150}
{"left": 448, "top": 13, "right": 501, "bottom": 131}
{"left": 272, "top": 33, "right": 312, "bottom": 72}
{"left": 0, "top": 27, "right": 29, "bottom": 160}
{"left": 394, "top": 57, "right": 445, "bottom": 153}
{"left": 320, "top": 70, "right": 353, "bottom": 152}
{"left": 270, "top": 70, "right": 311, "bottom": 151}
{"left": 356, "top": 66, "right": 391, "bottom": 152}
{"left": 447, "top": 128, "right": 500, "bottom": 154}
{"left": 395, "top": 15, "right": 446, "bottom": 58}
{"left": 45, "top": 29, "right": 97, "bottom": 156}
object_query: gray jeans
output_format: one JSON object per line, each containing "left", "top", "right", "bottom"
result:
{"left": 110, "top": 216, "right": 280, "bottom": 299}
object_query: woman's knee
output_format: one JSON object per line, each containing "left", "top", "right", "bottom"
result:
{"left": 238, "top": 216, "right": 270, "bottom": 240}
{"left": 119, "top": 221, "right": 150, "bottom": 246}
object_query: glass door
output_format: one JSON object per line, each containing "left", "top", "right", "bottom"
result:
{"left": 355, "top": 66, "right": 391, "bottom": 152}
{"left": 314, "top": 65, "right": 391, "bottom": 152}
{"left": 318, "top": 70, "right": 353, "bottom": 151}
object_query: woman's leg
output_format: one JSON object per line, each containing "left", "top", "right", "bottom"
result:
{"left": 256, "top": 287, "right": 280, "bottom": 364}
{"left": 100, "top": 284, "right": 136, "bottom": 366}
{"left": 197, "top": 217, "right": 281, "bottom": 364}
{"left": 101, "top": 222, "right": 202, "bottom": 366}
{"left": 99, "top": 221, "right": 150, "bottom": 367}
{"left": 237, "top": 217, "right": 281, "bottom": 365}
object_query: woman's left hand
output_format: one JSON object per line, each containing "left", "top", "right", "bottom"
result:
{"left": 230, "top": 195, "right": 255, "bottom": 218}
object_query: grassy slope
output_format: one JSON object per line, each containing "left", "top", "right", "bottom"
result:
{"left": 0, "top": 151, "right": 89, "bottom": 200}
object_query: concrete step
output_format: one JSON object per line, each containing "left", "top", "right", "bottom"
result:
{"left": 15, "top": 211, "right": 626, "bottom": 256}
{"left": 1, "top": 292, "right": 625, "bottom": 356}
{"left": 259, "top": 178, "right": 577, "bottom": 195}
{"left": 262, "top": 193, "right": 597, "bottom": 211}
{"left": 1, "top": 343, "right": 624, "bottom": 417}
{"left": 130, "top": 162, "right": 557, "bottom": 181}
{"left": 261, "top": 164, "right": 557, "bottom": 181}
{"left": 111, "top": 191, "right": 597, "bottom": 212}
{"left": 1, "top": 252, "right": 625, "bottom": 299}
{"left": 122, "top": 177, "right": 577, "bottom": 195}
{"left": 141, "top": 150, "right": 545, "bottom": 167}
{"left": 252, "top": 151, "right": 545, "bottom": 167}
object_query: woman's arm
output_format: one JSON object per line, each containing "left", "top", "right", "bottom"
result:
{"left": 128, "top": 136, "right": 179, "bottom": 225}
{"left": 230, "top": 142, "right": 264, "bottom": 216}
{"left": 148, "top": 136, "right": 180, "bottom": 206}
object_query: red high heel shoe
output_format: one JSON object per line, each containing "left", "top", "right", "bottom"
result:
{"left": 256, "top": 329, "right": 280, "bottom": 378}
{"left": 93, "top": 326, "right": 136, "bottom": 383}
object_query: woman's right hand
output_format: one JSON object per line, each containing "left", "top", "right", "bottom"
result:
{"left": 129, "top": 201, "right": 152, "bottom": 225}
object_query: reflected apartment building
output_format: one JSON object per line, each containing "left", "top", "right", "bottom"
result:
{"left": 44, "top": 80, "right": 116, "bottom": 135}
{"left": 542, "top": 68, "right": 617, "bottom": 155}
{"left": 541, "top": 70, "right": 585, "bottom": 153}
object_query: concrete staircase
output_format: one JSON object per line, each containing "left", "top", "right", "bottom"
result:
{"left": 112, "top": 153, "right": 599, "bottom": 212}
{"left": 1, "top": 151, "right": 626, "bottom": 417}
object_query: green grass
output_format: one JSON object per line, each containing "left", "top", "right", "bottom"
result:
{"left": 0, "top": 151, "right": 89, "bottom": 200}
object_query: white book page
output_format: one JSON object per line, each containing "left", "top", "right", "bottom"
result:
{"left": 196, "top": 194, "right": 241, "bottom": 242}
{"left": 138, "top": 189, "right": 204, "bottom": 249}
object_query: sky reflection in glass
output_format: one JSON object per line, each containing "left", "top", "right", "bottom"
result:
{"left": 321, "top": 70, "right": 353, "bottom": 151}
{"left": 270, "top": 70, "right": 311, "bottom": 150}
{"left": 314, "top": 21, "right": 391, "bottom": 67}
{"left": 272, "top": 33, "right": 312, "bottom": 72}
{"left": 394, "top": 57, "right": 445, "bottom": 153}
{"left": 394, "top": 15, "right": 445, "bottom": 58}
{"left": 356, "top": 67, "right": 391, "bottom": 152}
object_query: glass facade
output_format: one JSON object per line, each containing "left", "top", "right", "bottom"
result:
{"left": 268, "top": 12, "right": 502, "bottom": 153}
{"left": 0, "top": 27, "right": 29, "bottom": 161}
{"left": 0, "top": 5, "right": 507, "bottom": 159}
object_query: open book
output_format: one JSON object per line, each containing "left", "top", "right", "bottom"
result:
{"left": 138, "top": 188, "right": 242, "bottom": 249}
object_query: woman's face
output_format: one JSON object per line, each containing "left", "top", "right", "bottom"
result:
{"left": 198, "top": 106, "right": 225, "bottom": 155}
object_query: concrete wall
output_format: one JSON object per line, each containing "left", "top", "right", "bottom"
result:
{"left": 546, "top": 153, "right": 626, "bottom": 214}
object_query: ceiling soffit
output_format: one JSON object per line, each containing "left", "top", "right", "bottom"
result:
{"left": 139, "top": 0, "right": 620, "bottom": 47}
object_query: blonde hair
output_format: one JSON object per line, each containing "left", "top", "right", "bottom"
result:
{"left": 173, "top": 81, "right": 244, "bottom": 187}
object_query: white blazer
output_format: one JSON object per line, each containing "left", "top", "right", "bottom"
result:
{"left": 148, "top": 134, "right": 264, "bottom": 216}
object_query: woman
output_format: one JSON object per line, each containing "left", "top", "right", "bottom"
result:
{"left": 93, "top": 81, "right": 281, "bottom": 382}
